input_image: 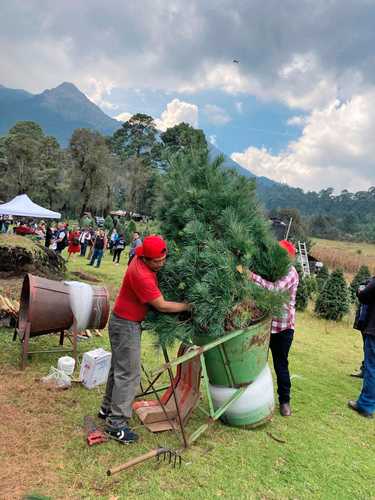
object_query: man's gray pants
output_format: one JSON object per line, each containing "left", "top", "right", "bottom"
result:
{"left": 102, "top": 313, "right": 141, "bottom": 428}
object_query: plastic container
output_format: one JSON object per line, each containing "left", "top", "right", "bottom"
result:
{"left": 80, "top": 348, "right": 112, "bottom": 389}
{"left": 57, "top": 356, "right": 76, "bottom": 375}
{"left": 193, "top": 317, "right": 271, "bottom": 387}
{"left": 208, "top": 364, "right": 275, "bottom": 427}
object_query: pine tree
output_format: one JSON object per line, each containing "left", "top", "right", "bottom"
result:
{"left": 104, "top": 215, "right": 114, "bottom": 233}
{"left": 350, "top": 265, "right": 371, "bottom": 302}
{"left": 316, "top": 265, "right": 330, "bottom": 292}
{"left": 145, "top": 151, "right": 290, "bottom": 346}
{"left": 304, "top": 275, "right": 318, "bottom": 298}
{"left": 315, "top": 269, "right": 349, "bottom": 321}
{"left": 295, "top": 263, "right": 308, "bottom": 311}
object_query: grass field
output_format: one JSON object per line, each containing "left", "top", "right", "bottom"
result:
{"left": 1, "top": 246, "right": 375, "bottom": 499}
{"left": 312, "top": 238, "right": 375, "bottom": 276}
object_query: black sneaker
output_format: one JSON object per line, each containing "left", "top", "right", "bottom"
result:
{"left": 97, "top": 407, "right": 110, "bottom": 420}
{"left": 106, "top": 425, "right": 139, "bottom": 444}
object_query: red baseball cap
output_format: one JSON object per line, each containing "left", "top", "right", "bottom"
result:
{"left": 136, "top": 235, "right": 167, "bottom": 259}
{"left": 279, "top": 239, "right": 296, "bottom": 257}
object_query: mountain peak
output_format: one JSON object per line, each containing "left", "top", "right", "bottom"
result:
{"left": 43, "top": 81, "right": 84, "bottom": 98}
{"left": 56, "top": 81, "right": 81, "bottom": 92}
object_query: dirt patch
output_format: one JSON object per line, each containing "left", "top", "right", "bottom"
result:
{"left": 71, "top": 271, "right": 101, "bottom": 283}
{"left": 0, "top": 235, "right": 65, "bottom": 279}
{"left": 0, "top": 368, "right": 63, "bottom": 499}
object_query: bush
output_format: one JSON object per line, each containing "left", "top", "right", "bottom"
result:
{"left": 305, "top": 275, "right": 318, "bottom": 298}
{"left": 315, "top": 269, "right": 349, "bottom": 321}
{"left": 125, "top": 220, "right": 137, "bottom": 244}
{"left": 350, "top": 265, "right": 371, "bottom": 302}
{"left": 295, "top": 263, "right": 309, "bottom": 311}
{"left": 80, "top": 215, "right": 94, "bottom": 228}
{"left": 316, "top": 266, "right": 330, "bottom": 292}
{"left": 104, "top": 215, "right": 114, "bottom": 233}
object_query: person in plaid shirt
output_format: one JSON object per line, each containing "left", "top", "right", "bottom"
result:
{"left": 249, "top": 240, "right": 299, "bottom": 417}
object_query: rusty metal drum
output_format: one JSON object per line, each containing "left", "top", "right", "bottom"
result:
{"left": 18, "top": 274, "right": 74, "bottom": 337}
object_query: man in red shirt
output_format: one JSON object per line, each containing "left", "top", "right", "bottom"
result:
{"left": 99, "top": 235, "right": 191, "bottom": 443}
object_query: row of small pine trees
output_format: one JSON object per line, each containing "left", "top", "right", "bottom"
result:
{"left": 296, "top": 263, "right": 371, "bottom": 321}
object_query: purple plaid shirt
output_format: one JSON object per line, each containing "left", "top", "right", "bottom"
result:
{"left": 251, "top": 265, "right": 299, "bottom": 334}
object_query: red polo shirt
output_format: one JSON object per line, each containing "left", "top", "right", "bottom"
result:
{"left": 113, "top": 256, "right": 161, "bottom": 321}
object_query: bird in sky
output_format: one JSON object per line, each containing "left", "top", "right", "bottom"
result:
{"left": 233, "top": 59, "right": 240, "bottom": 63}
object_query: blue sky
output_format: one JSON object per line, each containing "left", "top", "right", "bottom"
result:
{"left": 2, "top": 0, "right": 375, "bottom": 192}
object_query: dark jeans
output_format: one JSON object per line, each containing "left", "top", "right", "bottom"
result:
{"left": 113, "top": 248, "right": 123, "bottom": 263}
{"left": 269, "top": 329, "right": 294, "bottom": 404}
{"left": 89, "top": 248, "right": 103, "bottom": 267}
{"left": 102, "top": 313, "right": 142, "bottom": 426}
{"left": 80, "top": 241, "right": 88, "bottom": 256}
{"left": 357, "top": 334, "right": 375, "bottom": 415}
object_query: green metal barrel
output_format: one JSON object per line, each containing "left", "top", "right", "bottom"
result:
{"left": 194, "top": 317, "right": 271, "bottom": 387}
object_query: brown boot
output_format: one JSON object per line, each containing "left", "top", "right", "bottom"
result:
{"left": 280, "top": 403, "right": 292, "bottom": 417}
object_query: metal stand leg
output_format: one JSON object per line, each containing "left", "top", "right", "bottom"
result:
{"left": 162, "top": 347, "right": 188, "bottom": 449}
{"left": 21, "top": 322, "right": 31, "bottom": 370}
{"left": 59, "top": 330, "right": 65, "bottom": 346}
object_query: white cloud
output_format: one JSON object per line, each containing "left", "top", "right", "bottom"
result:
{"left": 115, "top": 112, "right": 132, "bottom": 122}
{"left": 231, "top": 92, "right": 375, "bottom": 192}
{"left": 155, "top": 98, "right": 198, "bottom": 131}
{"left": 84, "top": 77, "right": 117, "bottom": 110}
{"left": 209, "top": 134, "right": 217, "bottom": 146}
{"left": 287, "top": 115, "right": 307, "bottom": 126}
{"left": 204, "top": 104, "right": 231, "bottom": 125}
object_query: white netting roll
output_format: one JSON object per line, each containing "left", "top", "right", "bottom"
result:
{"left": 65, "top": 281, "right": 94, "bottom": 332}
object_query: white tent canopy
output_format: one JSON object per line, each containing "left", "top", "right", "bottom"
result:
{"left": 0, "top": 194, "right": 61, "bottom": 219}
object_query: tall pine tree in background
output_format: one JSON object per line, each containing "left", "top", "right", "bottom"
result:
{"left": 315, "top": 269, "right": 349, "bottom": 321}
{"left": 350, "top": 265, "right": 371, "bottom": 302}
{"left": 146, "top": 151, "right": 289, "bottom": 346}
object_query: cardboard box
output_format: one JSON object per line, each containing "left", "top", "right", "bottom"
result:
{"left": 80, "top": 348, "right": 111, "bottom": 389}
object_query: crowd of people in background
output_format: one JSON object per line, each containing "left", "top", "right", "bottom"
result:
{"left": 0, "top": 216, "right": 142, "bottom": 269}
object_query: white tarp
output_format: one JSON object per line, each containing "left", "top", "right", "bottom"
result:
{"left": 0, "top": 194, "right": 61, "bottom": 219}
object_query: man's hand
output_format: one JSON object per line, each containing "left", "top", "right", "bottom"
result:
{"left": 149, "top": 296, "right": 192, "bottom": 314}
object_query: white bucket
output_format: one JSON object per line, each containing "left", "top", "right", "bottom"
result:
{"left": 57, "top": 356, "right": 76, "bottom": 376}
{"left": 208, "top": 364, "right": 275, "bottom": 426}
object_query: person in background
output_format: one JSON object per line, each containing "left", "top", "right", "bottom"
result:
{"left": 88, "top": 229, "right": 107, "bottom": 268}
{"left": 109, "top": 228, "right": 118, "bottom": 254}
{"left": 112, "top": 233, "right": 126, "bottom": 265}
{"left": 45, "top": 223, "right": 53, "bottom": 248}
{"left": 86, "top": 227, "right": 96, "bottom": 260}
{"left": 348, "top": 277, "right": 375, "bottom": 419}
{"left": 128, "top": 232, "right": 142, "bottom": 265}
{"left": 34, "top": 221, "right": 46, "bottom": 241}
{"left": 98, "top": 235, "right": 192, "bottom": 444}
{"left": 248, "top": 240, "right": 299, "bottom": 417}
{"left": 67, "top": 226, "right": 81, "bottom": 260}
{"left": 79, "top": 227, "right": 91, "bottom": 257}
{"left": 55, "top": 222, "right": 68, "bottom": 254}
